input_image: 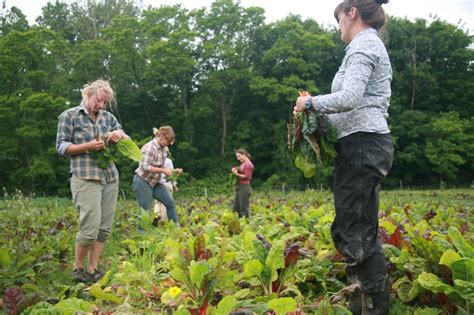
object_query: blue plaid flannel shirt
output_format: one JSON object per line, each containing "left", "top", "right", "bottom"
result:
{"left": 56, "top": 103, "right": 123, "bottom": 183}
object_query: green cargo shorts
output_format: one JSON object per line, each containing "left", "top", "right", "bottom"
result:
{"left": 70, "top": 175, "right": 119, "bottom": 246}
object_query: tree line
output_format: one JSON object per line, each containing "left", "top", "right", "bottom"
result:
{"left": 0, "top": 0, "right": 472, "bottom": 196}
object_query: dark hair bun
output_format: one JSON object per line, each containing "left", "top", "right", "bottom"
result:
{"left": 375, "top": 0, "right": 389, "bottom": 4}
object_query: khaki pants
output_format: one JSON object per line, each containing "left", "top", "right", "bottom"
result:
{"left": 71, "top": 175, "right": 118, "bottom": 246}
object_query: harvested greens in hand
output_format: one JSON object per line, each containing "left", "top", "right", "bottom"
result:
{"left": 90, "top": 137, "right": 142, "bottom": 169}
{"left": 287, "top": 110, "right": 336, "bottom": 178}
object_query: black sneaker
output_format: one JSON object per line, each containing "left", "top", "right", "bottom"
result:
{"left": 72, "top": 268, "right": 88, "bottom": 283}
{"left": 87, "top": 269, "right": 105, "bottom": 282}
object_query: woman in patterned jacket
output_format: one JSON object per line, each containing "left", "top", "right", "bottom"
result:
{"left": 294, "top": 1, "right": 393, "bottom": 313}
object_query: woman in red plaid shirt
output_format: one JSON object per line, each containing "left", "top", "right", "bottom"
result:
{"left": 133, "top": 126, "right": 179, "bottom": 227}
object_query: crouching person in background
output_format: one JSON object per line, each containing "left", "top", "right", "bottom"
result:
{"left": 133, "top": 126, "right": 180, "bottom": 227}
{"left": 56, "top": 79, "right": 127, "bottom": 283}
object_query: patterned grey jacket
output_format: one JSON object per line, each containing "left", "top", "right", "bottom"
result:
{"left": 313, "top": 28, "right": 392, "bottom": 139}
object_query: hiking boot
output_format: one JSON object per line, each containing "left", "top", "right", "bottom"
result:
{"left": 347, "top": 287, "right": 362, "bottom": 315}
{"left": 72, "top": 268, "right": 88, "bottom": 283}
{"left": 362, "top": 280, "right": 390, "bottom": 315}
{"left": 87, "top": 269, "right": 105, "bottom": 283}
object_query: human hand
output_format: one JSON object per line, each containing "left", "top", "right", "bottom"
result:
{"left": 232, "top": 167, "right": 240, "bottom": 176}
{"left": 107, "top": 130, "right": 124, "bottom": 144}
{"left": 88, "top": 139, "right": 104, "bottom": 151}
{"left": 299, "top": 90, "right": 311, "bottom": 97}
{"left": 294, "top": 95, "right": 310, "bottom": 113}
{"left": 161, "top": 168, "right": 173, "bottom": 176}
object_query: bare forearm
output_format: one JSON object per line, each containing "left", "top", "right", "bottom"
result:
{"left": 65, "top": 139, "right": 104, "bottom": 155}
{"left": 147, "top": 166, "right": 170, "bottom": 175}
{"left": 65, "top": 143, "right": 92, "bottom": 155}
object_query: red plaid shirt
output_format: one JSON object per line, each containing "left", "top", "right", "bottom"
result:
{"left": 238, "top": 160, "right": 254, "bottom": 185}
{"left": 135, "top": 138, "right": 169, "bottom": 187}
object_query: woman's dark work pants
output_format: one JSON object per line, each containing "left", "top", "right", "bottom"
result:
{"left": 331, "top": 132, "right": 394, "bottom": 299}
{"left": 234, "top": 184, "right": 251, "bottom": 218}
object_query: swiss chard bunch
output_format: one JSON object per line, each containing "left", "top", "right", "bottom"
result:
{"left": 90, "top": 137, "right": 142, "bottom": 169}
{"left": 287, "top": 107, "right": 336, "bottom": 178}
{"left": 166, "top": 234, "right": 238, "bottom": 314}
{"left": 392, "top": 227, "right": 474, "bottom": 313}
{"left": 241, "top": 233, "right": 305, "bottom": 300}
{"left": 228, "top": 171, "right": 239, "bottom": 188}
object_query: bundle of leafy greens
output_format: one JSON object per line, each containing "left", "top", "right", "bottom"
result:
{"left": 228, "top": 171, "right": 239, "bottom": 188}
{"left": 90, "top": 137, "right": 142, "bottom": 169}
{"left": 287, "top": 109, "right": 336, "bottom": 178}
{"left": 165, "top": 168, "right": 188, "bottom": 183}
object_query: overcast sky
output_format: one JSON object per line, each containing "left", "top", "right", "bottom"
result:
{"left": 4, "top": 0, "right": 473, "bottom": 33}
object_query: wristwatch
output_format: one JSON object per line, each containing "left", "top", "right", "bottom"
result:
{"left": 305, "top": 97, "right": 314, "bottom": 111}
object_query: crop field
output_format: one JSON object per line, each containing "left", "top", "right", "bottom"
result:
{"left": 0, "top": 189, "right": 473, "bottom": 314}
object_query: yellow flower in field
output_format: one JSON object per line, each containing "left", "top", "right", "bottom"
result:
{"left": 168, "top": 286, "right": 182, "bottom": 298}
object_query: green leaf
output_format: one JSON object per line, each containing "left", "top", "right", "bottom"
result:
{"left": 17, "top": 255, "right": 36, "bottom": 269}
{"left": 0, "top": 248, "right": 11, "bottom": 268}
{"left": 267, "top": 297, "right": 297, "bottom": 315}
{"left": 453, "top": 279, "right": 474, "bottom": 303}
{"left": 392, "top": 277, "right": 424, "bottom": 302}
{"left": 302, "top": 111, "right": 318, "bottom": 135}
{"left": 265, "top": 240, "right": 285, "bottom": 282}
{"left": 189, "top": 261, "right": 210, "bottom": 289}
{"left": 408, "top": 279, "right": 425, "bottom": 302}
{"left": 253, "top": 240, "right": 268, "bottom": 264}
{"left": 260, "top": 266, "right": 272, "bottom": 286}
{"left": 170, "top": 268, "right": 188, "bottom": 284}
{"left": 413, "top": 308, "right": 442, "bottom": 315}
{"left": 448, "top": 227, "right": 474, "bottom": 258}
{"left": 234, "top": 288, "right": 251, "bottom": 299}
{"left": 417, "top": 272, "right": 453, "bottom": 294}
{"left": 439, "top": 249, "right": 462, "bottom": 268}
{"left": 116, "top": 138, "right": 142, "bottom": 162}
{"left": 244, "top": 259, "right": 264, "bottom": 278}
{"left": 55, "top": 298, "right": 95, "bottom": 315}
{"left": 22, "top": 302, "right": 60, "bottom": 315}
{"left": 98, "top": 270, "right": 112, "bottom": 287}
{"left": 294, "top": 154, "right": 316, "bottom": 178}
{"left": 450, "top": 258, "right": 474, "bottom": 282}
{"left": 242, "top": 231, "right": 256, "bottom": 252}
{"left": 215, "top": 295, "right": 237, "bottom": 315}
{"left": 417, "top": 272, "right": 463, "bottom": 303}
{"left": 89, "top": 285, "right": 122, "bottom": 304}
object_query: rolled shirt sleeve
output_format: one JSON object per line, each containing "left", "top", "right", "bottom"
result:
{"left": 56, "top": 111, "right": 73, "bottom": 156}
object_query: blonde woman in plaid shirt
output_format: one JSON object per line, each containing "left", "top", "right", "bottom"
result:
{"left": 133, "top": 126, "right": 180, "bottom": 227}
{"left": 56, "top": 79, "right": 128, "bottom": 283}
